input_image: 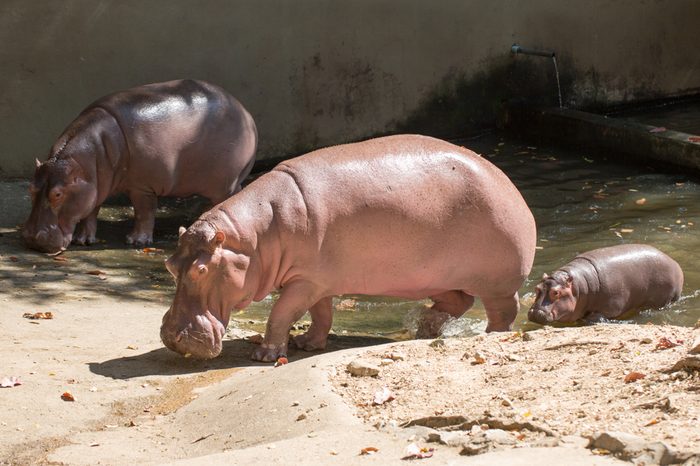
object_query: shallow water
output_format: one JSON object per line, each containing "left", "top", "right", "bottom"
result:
{"left": 7, "top": 133, "right": 699, "bottom": 340}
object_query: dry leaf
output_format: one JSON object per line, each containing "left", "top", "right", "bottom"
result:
{"left": 9, "top": 256, "right": 18, "bottom": 262}
{"left": 86, "top": 270, "right": 106, "bottom": 276}
{"left": 61, "top": 391, "right": 75, "bottom": 401}
{"left": 624, "top": 372, "right": 646, "bottom": 383}
{"left": 247, "top": 334, "right": 264, "bottom": 345}
{"left": 142, "top": 247, "right": 164, "bottom": 254}
{"left": 688, "top": 136, "right": 700, "bottom": 143}
{"left": 274, "top": 356, "right": 289, "bottom": 367}
{"left": 635, "top": 198, "right": 647, "bottom": 205}
{"left": 648, "top": 127, "right": 667, "bottom": 133}
{"left": 360, "top": 446, "right": 379, "bottom": 455}
{"left": 403, "top": 443, "right": 434, "bottom": 460}
{"left": 655, "top": 337, "right": 683, "bottom": 350}
{"left": 23, "top": 312, "right": 53, "bottom": 320}
{"left": 644, "top": 418, "right": 661, "bottom": 427}
{"left": 620, "top": 228, "right": 634, "bottom": 233}
{"left": 53, "top": 256, "right": 69, "bottom": 262}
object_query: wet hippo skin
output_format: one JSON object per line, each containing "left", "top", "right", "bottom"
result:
{"left": 529, "top": 244, "right": 683, "bottom": 324}
{"left": 160, "top": 134, "right": 537, "bottom": 361}
{"left": 22, "top": 79, "right": 257, "bottom": 253}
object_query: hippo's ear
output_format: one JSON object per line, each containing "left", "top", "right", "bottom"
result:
{"left": 178, "top": 226, "right": 186, "bottom": 237}
{"left": 565, "top": 274, "right": 573, "bottom": 287}
{"left": 35, "top": 158, "right": 42, "bottom": 169}
{"left": 541, "top": 273, "right": 549, "bottom": 281}
{"left": 213, "top": 231, "right": 225, "bottom": 247}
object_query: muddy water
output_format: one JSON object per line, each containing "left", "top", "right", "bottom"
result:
{"left": 5, "top": 134, "right": 699, "bottom": 340}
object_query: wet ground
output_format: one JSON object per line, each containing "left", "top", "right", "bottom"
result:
{"left": 2, "top": 132, "right": 699, "bottom": 343}
{"left": 611, "top": 99, "right": 700, "bottom": 135}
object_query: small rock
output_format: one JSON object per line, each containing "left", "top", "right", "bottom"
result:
{"left": 665, "top": 355, "right": 700, "bottom": 373}
{"left": 432, "top": 431, "right": 468, "bottom": 447}
{"left": 589, "top": 431, "right": 646, "bottom": 453}
{"left": 296, "top": 413, "right": 307, "bottom": 421}
{"left": 346, "top": 359, "right": 380, "bottom": 377}
{"left": 379, "top": 358, "right": 394, "bottom": 366}
{"left": 589, "top": 432, "right": 677, "bottom": 464}
{"left": 690, "top": 331, "right": 700, "bottom": 355}
{"left": 460, "top": 442, "right": 490, "bottom": 456}
{"left": 484, "top": 429, "right": 515, "bottom": 445}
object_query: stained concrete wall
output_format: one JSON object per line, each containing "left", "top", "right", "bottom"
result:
{"left": 1, "top": 0, "right": 699, "bottom": 177}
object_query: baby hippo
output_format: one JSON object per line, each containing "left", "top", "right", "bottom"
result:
{"left": 22, "top": 79, "right": 257, "bottom": 254}
{"left": 528, "top": 244, "right": 683, "bottom": 324}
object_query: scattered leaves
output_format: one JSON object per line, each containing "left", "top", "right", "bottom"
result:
{"left": 624, "top": 372, "right": 646, "bottom": 383}
{"left": 360, "top": 446, "right": 379, "bottom": 455}
{"left": 61, "top": 391, "right": 75, "bottom": 402}
{"left": 23, "top": 312, "right": 53, "bottom": 320}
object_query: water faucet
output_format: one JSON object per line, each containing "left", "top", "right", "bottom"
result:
{"left": 511, "top": 44, "right": 555, "bottom": 58}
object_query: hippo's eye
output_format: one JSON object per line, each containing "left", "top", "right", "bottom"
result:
{"left": 197, "top": 264, "right": 208, "bottom": 275}
{"left": 549, "top": 289, "right": 561, "bottom": 301}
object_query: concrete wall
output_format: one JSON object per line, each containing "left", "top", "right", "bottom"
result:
{"left": 1, "top": 0, "right": 699, "bottom": 177}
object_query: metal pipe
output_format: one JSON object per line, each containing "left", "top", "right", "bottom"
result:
{"left": 511, "top": 44, "right": 555, "bottom": 58}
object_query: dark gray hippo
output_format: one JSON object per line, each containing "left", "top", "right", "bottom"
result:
{"left": 529, "top": 244, "right": 683, "bottom": 324}
{"left": 22, "top": 79, "right": 257, "bottom": 253}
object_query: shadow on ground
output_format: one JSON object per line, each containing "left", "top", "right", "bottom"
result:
{"left": 89, "top": 334, "right": 394, "bottom": 380}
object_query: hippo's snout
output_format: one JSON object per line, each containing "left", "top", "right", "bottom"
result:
{"left": 528, "top": 307, "right": 553, "bottom": 325}
{"left": 160, "top": 310, "right": 225, "bottom": 359}
{"left": 22, "top": 224, "right": 70, "bottom": 254}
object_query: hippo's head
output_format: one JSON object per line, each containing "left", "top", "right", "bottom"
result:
{"left": 22, "top": 158, "right": 97, "bottom": 254}
{"left": 161, "top": 223, "right": 257, "bottom": 359}
{"left": 528, "top": 272, "right": 579, "bottom": 324}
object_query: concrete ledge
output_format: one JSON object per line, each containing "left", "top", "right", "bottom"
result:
{"left": 505, "top": 106, "right": 700, "bottom": 173}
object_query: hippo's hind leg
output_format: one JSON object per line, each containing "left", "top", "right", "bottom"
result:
{"left": 292, "top": 296, "right": 333, "bottom": 352}
{"left": 73, "top": 206, "right": 100, "bottom": 245}
{"left": 126, "top": 190, "right": 157, "bottom": 246}
{"left": 481, "top": 293, "right": 519, "bottom": 332}
{"left": 416, "top": 291, "right": 475, "bottom": 338}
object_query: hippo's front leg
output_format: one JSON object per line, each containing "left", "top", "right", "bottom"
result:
{"left": 252, "top": 281, "right": 320, "bottom": 362}
{"left": 292, "top": 296, "right": 334, "bottom": 351}
{"left": 482, "top": 293, "right": 520, "bottom": 332}
{"left": 126, "top": 191, "right": 157, "bottom": 246}
{"left": 72, "top": 206, "right": 100, "bottom": 245}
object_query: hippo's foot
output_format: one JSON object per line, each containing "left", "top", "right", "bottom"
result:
{"left": 251, "top": 342, "right": 288, "bottom": 362}
{"left": 126, "top": 232, "right": 153, "bottom": 247}
{"left": 415, "top": 310, "right": 453, "bottom": 339}
{"left": 72, "top": 232, "right": 97, "bottom": 246}
{"left": 292, "top": 332, "right": 328, "bottom": 352}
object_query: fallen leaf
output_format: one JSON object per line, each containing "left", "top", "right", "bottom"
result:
{"left": 644, "top": 418, "right": 661, "bottom": 427}
{"left": 624, "top": 372, "right": 646, "bottom": 383}
{"left": 9, "top": 256, "right": 18, "bottom": 262}
{"left": 86, "top": 270, "right": 106, "bottom": 276}
{"left": 274, "top": 356, "right": 289, "bottom": 367}
{"left": 688, "top": 136, "right": 700, "bottom": 143}
{"left": 61, "top": 391, "right": 75, "bottom": 401}
{"left": 53, "top": 256, "right": 69, "bottom": 262}
{"left": 620, "top": 228, "right": 634, "bottom": 233}
{"left": 403, "top": 443, "right": 434, "bottom": 460}
{"left": 23, "top": 312, "right": 53, "bottom": 320}
{"left": 635, "top": 198, "right": 647, "bottom": 205}
{"left": 360, "top": 446, "right": 379, "bottom": 455}
{"left": 0, "top": 376, "right": 22, "bottom": 388}
{"left": 142, "top": 247, "right": 164, "bottom": 254}
{"left": 655, "top": 337, "right": 683, "bottom": 350}
{"left": 373, "top": 386, "right": 395, "bottom": 405}
{"left": 89, "top": 442, "right": 100, "bottom": 447}
{"left": 649, "top": 126, "right": 667, "bottom": 133}
{"left": 126, "top": 345, "right": 138, "bottom": 350}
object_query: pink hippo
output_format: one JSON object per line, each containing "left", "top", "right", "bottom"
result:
{"left": 160, "top": 135, "right": 537, "bottom": 361}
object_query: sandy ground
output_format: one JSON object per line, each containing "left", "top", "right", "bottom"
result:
{"left": 1, "top": 189, "right": 699, "bottom": 465}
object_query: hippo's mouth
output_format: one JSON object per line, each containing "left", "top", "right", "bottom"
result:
{"left": 528, "top": 307, "right": 554, "bottom": 324}
{"left": 162, "top": 310, "right": 226, "bottom": 359}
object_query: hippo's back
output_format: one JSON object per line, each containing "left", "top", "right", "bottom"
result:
{"left": 87, "top": 79, "right": 257, "bottom": 199}
{"left": 273, "top": 135, "right": 536, "bottom": 297}
{"left": 577, "top": 244, "right": 683, "bottom": 310}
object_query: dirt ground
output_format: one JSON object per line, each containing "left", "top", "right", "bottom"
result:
{"left": 1, "top": 183, "right": 699, "bottom": 465}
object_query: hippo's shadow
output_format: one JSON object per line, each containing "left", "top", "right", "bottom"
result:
{"left": 88, "top": 334, "right": 395, "bottom": 379}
